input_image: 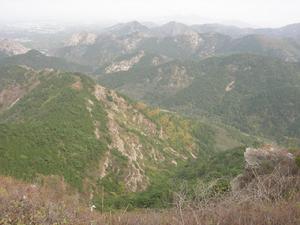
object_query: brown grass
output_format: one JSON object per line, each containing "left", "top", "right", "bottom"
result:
{"left": 0, "top": 171, "right": 300, "bottom": 225}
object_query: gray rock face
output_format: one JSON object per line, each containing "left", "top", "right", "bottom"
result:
{"left": 0, "top": 39, "right": 30, "bottom": 56}
{"left": 244, "top": 145, "right": 295, "bottom": 172}
{"left": 65, "top": 32, "right": 97, "bottom": 46}
{"left": 105, "top": 51, "right": 145, "bottom": 73}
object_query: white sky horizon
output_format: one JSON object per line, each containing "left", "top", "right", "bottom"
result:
{"left": 0, "top": 0, "right": 299, "bottom": 28}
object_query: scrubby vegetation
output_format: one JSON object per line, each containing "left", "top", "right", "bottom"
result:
{"left": 1, "top": 162, "right": 299, "bottom": 225}
{"left": 0, "top": 50, "right": 91, "bottom": 72}
{"left": 0, "top": 65, "right": 299, "bottom": 225}
{"left": 99, "top": 53, "right": 300, "bottom": 146}
{"left": 0, "top": 71, "right": 109, "bottom": 190}
{"left": 0, "top": 65, "right": 260, "bottom": 211}
{"left": 1, "top": 20, "right": 300, "bottom": 224}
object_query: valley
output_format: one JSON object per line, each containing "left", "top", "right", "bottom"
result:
{"left": 0, "top": 17, "right": 300, "bottom": 224}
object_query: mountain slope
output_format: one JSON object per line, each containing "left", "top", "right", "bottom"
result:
{"left": 106, "top": 21, "right": 150, "bottom": 36}
{"left": 222, "top": 35, "right": 300, "bottom": 62}
{"left": 191, "top": 24, "right": 252, "bottom": 38}
{"left": 98, "top": 52, "right": 191, "bottom": 102}
{"left": 162, "top": 54, "right": 300, "bottom": 144}
{"left": 192, "top": 22, "right": 300, "bottom": 40}
{"left": 54, "top": 33, "right": 146, "bottom": 67}
{"left": 150, "top": 21, "right": 194, "bottom": 37}
{"left": 65, "top": 32, "right": 97, "bottom": 46}
{"left": 52, "top": 21, "right": 300, "bottom": 69}
{"left": 55, "top": 29, "right": 300, "bottom": 69}
{"left": 99, "top": 53, "right": 300, "bottom": 146}
{"left": 0, "top": 39, "right": 30, "bottom": 56}
{"left": 256, "top": 23, "right": 300, "bottom": 39}
{"left": 0, "top": 49, "right": 91, "bottom": 72}
{"left": 0, "top": 65, "right": 255, "bottom": 209}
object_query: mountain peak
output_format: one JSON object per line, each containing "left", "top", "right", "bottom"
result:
{"left": 164, "top": 21, "right": 187, "bottom": 26}
{"left": 106, "top": 21, "right": 149, "bottom": 36}
{"left": 25, "top": 49, "right": 44, "bottom": 57}
{"left": 152, "top": 21, "right": 194, "bottom": 37}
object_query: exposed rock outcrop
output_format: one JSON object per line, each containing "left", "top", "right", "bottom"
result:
{"left": 0, "top": 39, "right": 30, "bottom": 56}
{"left": 231, "top": 145, "right": 299, "bottom": 193}
{"left": 93, "top": 83, "right": 197, "bottom": 192}
{"left": 175, "top": 31, "right": 204, "bottom": 49}
{"left": 65, "top": 32, "right": 97, "bottom": 46}
{"left": 105, "top": 51, "right": 145, "bottom": 74}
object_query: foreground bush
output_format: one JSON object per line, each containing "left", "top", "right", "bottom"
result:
{"left": 1, "top": 172, "right": 300, "bottom": 225}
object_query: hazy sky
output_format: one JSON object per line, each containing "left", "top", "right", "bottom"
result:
{"left": 0, "top": 0, "right": 299, "bottom": 27}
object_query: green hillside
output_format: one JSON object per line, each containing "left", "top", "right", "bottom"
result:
{"left": 99, "top": 54, "right": 300, "bottom": 146}
{"left": 0, "top": 68, "right": 109, "bottom": 188}
{"left": 0, "top": 65, "right": 257, "bottom": 209}
{"left": 163, "top": 54, "right": 300, "bottom": 144}
{"left": 55, "top": 31, "right": 300, "bottom": 67}
{"left": 222, "top": 35, "right": 300, "bottom": 62}
{"left": 0, "top": 50, "right": 91, "bottom": 73}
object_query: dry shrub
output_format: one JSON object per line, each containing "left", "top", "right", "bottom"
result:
{"left": 0, "top": 176, "right": 105, "bottom": 225}
{"left": 0, "top": 170, "right": 300, "bottom": 225}
{"left": 169, "top": 167, "right": 300, "bottom": 225}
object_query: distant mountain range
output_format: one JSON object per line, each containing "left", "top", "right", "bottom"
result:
{"left": 1, "top": 20, "right": 300, "bottom": 146}
{"left": 53, "top": 21, "right": 300, "bottom": 66}
{"left": 0, "top": 39, "right": 30, "bottom": 56}
{"left": 101, "top": 21, "right": 300, "bottom": 39}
